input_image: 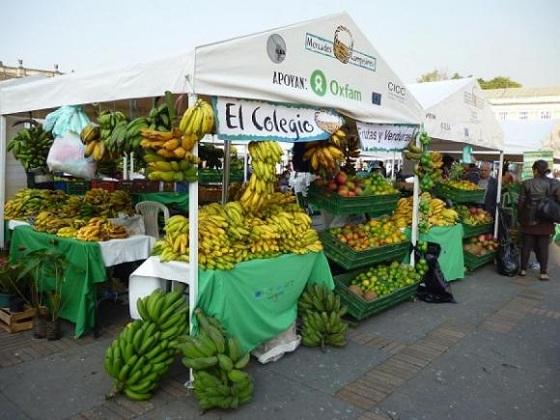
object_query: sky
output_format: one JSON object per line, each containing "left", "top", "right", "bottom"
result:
{"left": 1, "top": 0, "right": 559, "bottom": 87}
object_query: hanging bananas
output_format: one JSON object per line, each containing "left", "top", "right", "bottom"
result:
{"left": 179, "top": 98, "right": 214, "bottom": 139}
{"left": 7, "top": 121, "right": 53, "bottom": 170}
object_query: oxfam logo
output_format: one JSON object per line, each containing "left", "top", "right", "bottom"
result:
{"left": 310, "top": 69, "right": 362, "bottom": 102}
{"left": 310, "top": 70, "right": 327, "bottom": 96}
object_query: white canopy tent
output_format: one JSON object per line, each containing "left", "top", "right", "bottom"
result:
{"left": 0, "top": 13, "right": 424, "bottom": 363}
{"left": 500, "top": 119, "right": 560, "bottom": 161}
{"left": 407, "top": 78, "right": 505, "bottom": 236}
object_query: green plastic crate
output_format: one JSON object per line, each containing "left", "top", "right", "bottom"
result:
{"left": 66, "top": 180, "right": 91, "bottom": 195}
{"left": 307, "top": 185, "right": 399, "bottom": 216}
{"left": 320, "top": 231, "right": 409, "bottom": 270}
{"left": 464, "top": 250, "right": 496, "bottom": 271}
{"left": 199, "top": 169, "right": 243, "bottom": 184}
{"left": 434, "top": 183, "right": 484, "bottom": 204}
{"left": 334, "top": 270, "right": 418, "bottom": 320}
{"left": 462, "top": 222, "right": 494, "bottom": 239}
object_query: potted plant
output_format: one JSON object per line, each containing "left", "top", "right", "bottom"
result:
{"left": 17, "top": 248, "right": 67, "bottom": 339}
{"left": 0, "top": 258, "right": 28, "bottom": 312}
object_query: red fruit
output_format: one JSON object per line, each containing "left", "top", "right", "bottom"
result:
{"left": 347, "top": 191, "right": 356, "bottom": 197}
{"left": 327, "top": 181, "right": 338, "bottom": 191}
{"left": 335, "top": 172, "right": 348, "bottom": 185}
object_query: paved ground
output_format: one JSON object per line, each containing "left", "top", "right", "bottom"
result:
{"left": 1, "top": 246, "right": 559, "bottom": 420}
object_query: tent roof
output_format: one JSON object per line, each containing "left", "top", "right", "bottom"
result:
{"left": 500, "top": 119, "right": 560, "bottom": 158}
{"left": 407, "top": 78, "right": 504, "bottom": 151}
{"left": 0, "top": 12, "right": 422, "bottom": 125}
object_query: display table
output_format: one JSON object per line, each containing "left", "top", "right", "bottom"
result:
{"left": 9, "top": 225, "right": 154, "bottom": 337}
{"left": 406, "top": 224, "right": 465, "bottom": 281}
{"left": 129, "top": 252, "right": 334, "bottom": 352}
{"left": 132, "top": 192, "right": 188, "bottom": 211}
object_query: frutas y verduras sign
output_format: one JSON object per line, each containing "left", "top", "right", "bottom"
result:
{"left": 356, "top": 122, "right": 417, "bottom": 152}
{"left": 213, "top": 97, "right": 336, "bottom": 142}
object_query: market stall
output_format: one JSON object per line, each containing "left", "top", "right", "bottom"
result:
{"left": 407, "top": 78, "right": 505, "bottom": 274}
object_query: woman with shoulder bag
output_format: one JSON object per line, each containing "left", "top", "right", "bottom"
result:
{"left": 518, "top": 160, "right": 560, "bottom": 280}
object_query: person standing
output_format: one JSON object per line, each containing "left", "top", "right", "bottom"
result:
{"left": 479, "top": 162, "right": 498, "bottom": 217}
{"left": 518, "top": 160, "right": 560, "bottom": 280}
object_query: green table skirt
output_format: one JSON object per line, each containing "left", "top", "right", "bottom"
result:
{"left": 9, "top": 226, "right": 107, "bottom": 337}
{"left": 406, "top": 224, "right": 465, "bottom": 281}
{"left": 133, "top": 192, "right": 188, "bottom": 211}
{"left": 196, "top": 251, "right": 334, "bottom": 353}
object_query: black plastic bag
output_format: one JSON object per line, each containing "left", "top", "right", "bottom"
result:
{"left": 415, "top": 242, "right": 456, "bottom": 303}
{"left": 496, "top": 241, "right": 519, "bottom": 276}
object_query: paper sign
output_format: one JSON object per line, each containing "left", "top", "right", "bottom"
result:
{"left": 356, "top": 122, "right": 417, "bottom": 152}
{"left": 214, "top": 97, "right": 337, "bottom": 142}
{"left": 522, "top": 150, "right": 554, "bottom": 180}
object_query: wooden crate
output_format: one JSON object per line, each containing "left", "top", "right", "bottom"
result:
{"left": 0, "top": 306, "right": 36, "bottom": 333}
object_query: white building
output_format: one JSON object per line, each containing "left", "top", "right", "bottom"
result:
{"left": 483, "top": 86, "right": 560, "bottom": 121}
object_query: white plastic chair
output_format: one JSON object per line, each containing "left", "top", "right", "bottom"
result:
{"left": 135, "top": 201, "right": 169, "bottom": 239}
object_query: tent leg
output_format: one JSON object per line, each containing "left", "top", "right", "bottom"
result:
{"left": 410, "top": 132, "right": 421, "bottom": 266}
{"left": 494, "top": 151, "right": 504, "bottom": 238}
{"left": 222, "top": 139, "right": 231, "bottom": 204}
{"left": 243, "top": 144, "right": 248, "bottom": 183}
{"left": 187, "top": 94, "right": 199, "bottom": 386}
{"left": 0, "top": 116, "right": 6, "bottom": 250}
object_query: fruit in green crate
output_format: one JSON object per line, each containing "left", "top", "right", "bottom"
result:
{"left": 446, "top": 180, "right": 482, "bottom": 191}
{"left": 7, "top": 121, "right": 54, "bottom": 170}
{"left": 178, "top": 308, "right": 254, "bottom": 411}
{"left": 463, "top": 234, "right": 498, "bottom": 256}
{"left": 105, "top": 289, "right": 188, "bottom": 401}
{"left": 298, "top": 284, "right": 348, "bottom": 349}
{"left": 330, "top": 217, "right": 406, "bottom": 251}
{"left": 456, "top": 205, "right": 493, "bottom": 225}
{"left": 350, "top": 261, "right": 423, "bottom": 299}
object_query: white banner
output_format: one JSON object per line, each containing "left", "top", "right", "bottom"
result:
{"left": 356, "top": 122, "right": 417, "bottom": 151}
{"left": 214, "top": 97, "right": 340, "bottom": 142}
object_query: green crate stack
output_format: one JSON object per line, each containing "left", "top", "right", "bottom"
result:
{"left": 307, "top": 185, "right": 399, "bottom": 216}
{"left": 434, "top": 183, "right": 485, "bottom": 204}
{"left": 462, "top": 222, "right": 494, "bottom": 239}
{"left": 464, "top": 250, "right": 496, "bottom": 272}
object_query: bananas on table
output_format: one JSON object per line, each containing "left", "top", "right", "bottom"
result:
{"left": 104, "top": 289, "right": 188, "bottom": 401}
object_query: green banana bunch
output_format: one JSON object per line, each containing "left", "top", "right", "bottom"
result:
{"left": 124, "top": 117, "right": 149, "bottom": 154}
{"left": 7, "top": 120, "right": 53, "bottom": 171}
{"left": 147, "top": 92, "right": 176, "bottom": 131}
{"left": 178, "top": 308, "right": 253, "bottom": 411}
{"left": 104, "top": 289, "right": 188, "bottom": 401}
{"left": 298, "top": 284, "right": 348, "bottom": 350}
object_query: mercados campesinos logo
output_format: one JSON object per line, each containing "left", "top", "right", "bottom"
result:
{"left": 310, "top": 69, "right": 362, "bottom": 102}
{"left": 266, "top": 34, "right": 287, "bottom": 64}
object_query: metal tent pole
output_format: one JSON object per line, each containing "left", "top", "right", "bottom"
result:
{"left": 0, "top": 116, "right": 6, "bottom": 250}
{"left": 494, "top": 151, "right": 504, "bottom": 238}
{"left": 243, "top": 144, "right": 248, "bottom": 182}
{"left": 410, "top": 130, "right": 421, "bottom": 266}
{"left": 222, "top": 139, "right": 231, "bottom": 204}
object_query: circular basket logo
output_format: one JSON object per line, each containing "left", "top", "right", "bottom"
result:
{"left": 267, "top": 34, "right": 287, "bottom": 64}
{"left": 333, "top": 25, "right": 353, "bottom": 64}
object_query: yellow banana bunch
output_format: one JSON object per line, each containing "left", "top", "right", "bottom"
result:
{"left": 57, "top": 227, "right": 77, "bottom": 238}
{"left": 303, "top": 142, "right": 345, "bottom": 174}
{"left": 179, "top": 99, "right": 214, "bottom": 139}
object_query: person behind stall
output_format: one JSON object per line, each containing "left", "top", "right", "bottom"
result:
{"left": 463, "top": 163, "right": 480, "bottom": 184}
{"left": 369, "top": 161, "right": 384, "bottom": 176}
{"left": 502, "top": 161, "right": 516, "bottom": 185}
{"left": 478, "top": 161, "right": 498, "bottom": 216}
{"left": 518, "top": 160, "right": 560, "bottom": 280}
{"left": 441, "top": 154, "right": 454, "bottom": 179}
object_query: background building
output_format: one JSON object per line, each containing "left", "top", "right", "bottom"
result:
{"left": 484, "top": 86, "right": 560, "bottom": 121}
{"left": 0, "top": 59, "right": 62, "bottom": 81}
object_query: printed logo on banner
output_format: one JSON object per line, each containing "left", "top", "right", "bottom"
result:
{"left": 213, "top": 97, "right": 336, "bottom": 142}
{"left": 310, "top": 69, "right": 362, "bottom": 102}
{"left": 426, "top": 113, "right": 436, "bottom": 120}
{"left": 440, "top": 122, "right": 451, "bottom": 131}
{"left": 304, "top": 26, "right": 376, "bottom": 72}
{"left": 387, "top": 81, "right": 406, "bottom": 103}
{"left": 371, "top": 91, "right": 382, "bottom": 105}
{"left": 267, "top": 34, "right": 287, "bottom": 64}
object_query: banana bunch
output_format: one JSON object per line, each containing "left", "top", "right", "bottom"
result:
{"left": 338, "top": 131, "right": 362, "bottom": 174}
{"left": 58, "top": 195, "right": 83, "bottom": 219}
{"left": 239, "top": 141, "right": 283, "bottom": 213}
{"left": 403, "top": 141, "right": 423, "bottom": 161}
{"left": 152, "top": 215, "right": 190, "bottom": 263}
{"left": 7, "top": 121, "right": 54, "bottom": 171}
{"left": 57, "top": 227, "right": 77, "bottom": 238}
{"left": 81, "top": 124, "right": 106, "bottom": 161}
{"left": 391, "top": 197, "right": 413, "bottom": 228}
{"left": 105, "top": 289, "right": 188, "bottom": 401}
{"left": 144, "top": 156, "right": 198, "bottom": 183}
{"left": 106, "top": 224, "right": 129, "bottom": 240}
{"left": 179, "top": 308, "right": 253, "bottom": 411}
{"left": 418, "top": 192, "right": 458, "bottom": 232}
{"left": 109, "top": 190, "right": 134, "bottom": 216}
{"left": 147, "top": 97, "right": 174, "bottom": 131}
{"left": 34, "top": 211, "right": 72, "bottom": 234}
{"left": 303, "top": 141, "right": 345, "bottom": 175}
{"left": 4, "top": 189, "right": 58, "bottom": 219}
{"left": 199, "top": 209, "right": 236, "bottom": 270}
{"left": 75, "top": 217, "right": 110, "bottom": 241}
{"left": 122, "top": 117, "right": 150, "bottom": 154}
{"left": 298, "top": 284, "right": 348, "bottom": 349}
{"left": 179, "top": 99, "right": 214, "bottom": 139}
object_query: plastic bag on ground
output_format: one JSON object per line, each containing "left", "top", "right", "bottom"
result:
{"left": 46, "top": 132, "right": 96, "bottom": 179}
{"left": 496, "top": 207, "right": 520, "bottom": 276}
{"left": 416, "top": 242, "right": 456, "bottom": 303}
{"left": 251, "top": 322, "right": 301, "bottom": 364}
{"left": 44, "top": 105, "right": 90, "bottom": 138}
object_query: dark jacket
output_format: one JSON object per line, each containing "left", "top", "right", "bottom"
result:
{"left": 483, "top": 177, "right": 498, "bottom": 217}
{"left": 518, "top": 176, "right": 560, "bottom": 235}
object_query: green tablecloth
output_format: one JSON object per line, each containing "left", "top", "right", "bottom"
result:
{"left": 406, "top": 224, "right": 465, "bottom": 281}
{"left": 196, "top": 251, "right": 334, "bottom": 353}
{"left": 133, "top": 192, "right": 188, "bottom": 211}
{"left": 9, "top": 226, "right": 107, "bottom": 337}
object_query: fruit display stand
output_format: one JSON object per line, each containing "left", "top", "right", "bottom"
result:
{"left": 333, "top": 270, "right": 417, "bottom": 320}
{"left": 464, "top": 250, "right": 496, "bottom": 272}
{"left": 307, "top": 184, "right": 399, "bottom": 216}
{"left": 8, "top": 225, "right": 155, "bottom": 337}
{"left": 319, "top": 230, "right": 409, "bottom": 270}
{"left": 433, "top": 182, "right": 485, "bottom": 204}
